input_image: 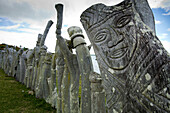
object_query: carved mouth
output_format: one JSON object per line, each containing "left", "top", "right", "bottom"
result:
{"left": 109, "top": 47, "right": 128, "bottom": 59}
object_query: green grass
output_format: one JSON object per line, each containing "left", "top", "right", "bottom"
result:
{"left": 0, "top": 68, "right": 56, "bottom": 113}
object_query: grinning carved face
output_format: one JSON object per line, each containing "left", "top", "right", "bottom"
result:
{"left": 89, "top": 13, "right": 137, "bottom": 69}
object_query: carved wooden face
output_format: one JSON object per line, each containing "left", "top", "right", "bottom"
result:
{"left": 88, "top": 13, "right": 137, "bottom": 70}
{"left": 80, "top": 2, "right": 139, "bottom": 70}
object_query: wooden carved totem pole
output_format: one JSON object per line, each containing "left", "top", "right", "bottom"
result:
{"left": 81, "top": 0, "right": 170, "bottom": 112}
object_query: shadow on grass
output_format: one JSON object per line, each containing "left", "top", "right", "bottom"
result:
{"left": 0, "top": 68, "right": 56, "bottom": 113}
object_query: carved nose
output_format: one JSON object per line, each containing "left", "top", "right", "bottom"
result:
{"left": 108, "top": 33, "right": 124, "bottom": 48}
{"left": 107, "top": 28, "right": 119, "bottom": 48}
{"left": 108, "top": 40, "right": 115, "bottom": 48}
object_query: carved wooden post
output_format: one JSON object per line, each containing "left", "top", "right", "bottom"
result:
{"left": 6, "top": 48, "right": 12, "bottom": 75}
{"left": 19, "top": 50, "right": 27, "bottom": 84}
{"left": 55, "top": 41, "right": 65, "bottom": 113}
{"left": 54, "top": 39, "right": 70, "bottom": 112}
{"left": 24, "top": 49, "right": 33, "bottom": 86}
{"left": 56, "top": 35, "right": 80, "bottom": 113}
{"left": 55, "top": 4, "right": 81, "bottom": 113}
{"left": 40, "top": 20, "right": 53, "bottom": 47}
{"left": 10, "top": 49, "right": 17, "bottom": 77}
{"left": 3, "top": 49, "right": 7, "bottom": 71}
{"left": 3, "top": 46, "right": 8, "bottom": 71}
{"left": 68, "top": 26, "right": 93, "bottom": 113}
{"left": 35, "top": 45, "right": 47, "bottom": 98}
{"left": 11, "top": 49, "right": 17, "bottom": 77}
{"left": 5, "top": 48, "right": 10, "bottom": 75}
{"left": 1, "top": 50, "right": 4, "bottom": 69}
{"left": 41, "top": 52, "right": 52, "bottom": 101}
{"left": 48, "top": 52, "right": 57, "bottom": 108}
{"left": 61, "top": 66, "right": 70, "bottom": 113}
{"left": 15, "top": 48, "right": 23, "bottom": 81}
{"left": 0, "top": 50, "right": 3, "bottom": 68}
{"left": 81, "top": 0, "right": 170, "bottom": 112}
{"left": 90, "top": 72, "right": 106, "bottom": 113}
{"left": 2, "top": 50, "right": 5, "bottom": 69}
{"left": 3, "top": 46, "right": 8, "bottom": 73}
{"left": 33, "top": 19, "right": 52, "bottom": 90}
{"left": 11, "top": 49, "right": 17, "bottom": 76}
{"left": 55, "top": 3, "right": 71, "bottom": 113}
{"left": 51, "top": 53, "right": 56, "bottom": 96}
{"left": 26, "top": 49, "right": 34, "bottom": 88}
{"left": 32, "top": 34, "right": 42, "bottom": 90}
{"left": 6, "top": 48, "right": 13, "bottom": 76}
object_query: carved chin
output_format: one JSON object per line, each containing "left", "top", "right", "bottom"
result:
{"left": 103, "top": 52, "right": 129, "bottom": 70}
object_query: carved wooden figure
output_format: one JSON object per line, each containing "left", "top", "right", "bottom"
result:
{"left": 10, "top": 49, "right": 17, "bottom": 77}
{"left": 41, "top": 52, "right": 52, "bottom": 101}
{"left": 25, "top": 49, "right": 34, "bottom": 88}
{"left": 0, "top": 50, "right": 5, "bottom": 69}
{"left": 57, "top": 35, "right": 80, "bottom": 113}
{"left": 11, "top": 49, "right": 17, "bottom": 77}
{"left": 55, "top": 40, "right": 65, "bottom": 113}
{"left": 61, "top": 65, "right": 70, "bottom": 113}
{"left": 19, "top": 50, "right": 27, "bottom": 84}
{"left": 90, "top": 72, "right": 106, "bottom": 113}
{"left": 49, "top": 52, "right": 57, "bottom": 108}
{"left": 23, "top": 49, "right": 33, "bottom": 86}
{"left": 15, "top": 48, "right": 23, "bottom": 81}
{"left": 68, "top": 26, "right": 93, "bottom": 113}
{"left": 35, "top": 45, "right": 47, "bottom": 98}
{"left": 81, "top": 0, "right": 170, "bottom": 112}
{"left": 3, "top": 46, "right": 8, "bottom": 73}
{"left": 5, "top": 48, "right": 13, "bottom": 76}
{"left": 54, "top": 39, "right": 71, "bottom": 113}
{"left": 0, "top": 50, "right": 4, "bottom": 68}
{"left": 55, "top": 4, "right": 72, "bottom": 113}
{"left": 39, "top": 20, "right": 53, "bottom": 47}
{"left": 32, "top": 34, "right": 42, "bottom": 90}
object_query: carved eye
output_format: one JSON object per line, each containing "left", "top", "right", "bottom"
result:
{"left": 94, "top": 32, "right": 107, "bottom": 43}
{"left": 115, "top": 15, "right": 131, "bottom": 28}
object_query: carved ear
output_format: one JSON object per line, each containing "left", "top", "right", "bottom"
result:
{"left": 130, "top": 0, "right": 155, "bottom": 33}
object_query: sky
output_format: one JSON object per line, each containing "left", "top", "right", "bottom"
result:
{"left": 0, "top": 0, "right": 170, "bottom": 54}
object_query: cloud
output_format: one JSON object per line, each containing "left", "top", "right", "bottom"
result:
{"left": 0, "top": 0, "right": 124, "bottom": 26}
{"left": 18, "top": 28, "right": 39, "bottom": 34}
{"left": 162, "top": 33, "right": 168, "bottom": 36}
{"left": 158, "top": 33, "right": 168, "bottom": 39}
{"left": 161, "top": 40, "right": 170, "bottom": 53}
{"left": 163, "top": 12, "right": 170, "bottom": 15}
{"left": 0, "top": 0, "right": 53, "bottom": 25}
{"left": 148, "top": 0, "right": 170, "bottom": 10}
{"left": 155, "top": 20, "right": 162, "bottom": 24}
{"left": 0, "top": 24, "right": 20, "bottom": 29}
{"left": 153, "top": 0, "right": 170, "bottom": 16}
{"left": 168, "top": 28, "right": 170, "bottom": 31}
{"left": 159, "top": 0, "right": 170, "bottom": 11}
{"left": 148, "top": 0, "right": 164, "bottom": 8}
{"left": 0, "top": 30, "right": 37, "bottom": 49}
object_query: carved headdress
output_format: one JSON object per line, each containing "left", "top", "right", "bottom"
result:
{"left": 81, "top": 1, "right": 132, "bottom": 30}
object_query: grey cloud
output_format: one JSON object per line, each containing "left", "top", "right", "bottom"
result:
{"left": 59, "top": 0, "right": 122, "bottom": 18}
{"left": 160, "top": 0, "right": 170, "bottom": 10}
{"left": 0, "top": 0, "right": 53, "bottom": 22}
{"left": 0, "top": 0, "right": 123, "bottom": 24}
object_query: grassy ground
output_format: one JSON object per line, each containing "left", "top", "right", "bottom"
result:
{"left": 0, "top": 68, "right": 56, "bottom": 113}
